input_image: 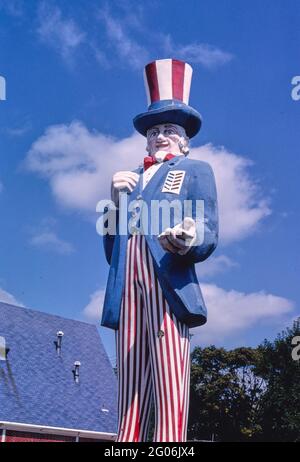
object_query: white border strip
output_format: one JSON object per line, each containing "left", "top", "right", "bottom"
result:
{"left": 0, "top": 421, "right": 116, "bottom": 441}
{"left": 183, "top": 63, "right": 192, "bottom": 104}
{"left": 156, "top": 59, "right": 172, "bottom": 101}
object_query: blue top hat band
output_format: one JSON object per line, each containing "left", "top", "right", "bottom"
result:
{"left": 133, "top": 99, "right": 202, "bottom": 138}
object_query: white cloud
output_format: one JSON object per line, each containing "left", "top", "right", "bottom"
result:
{"left": 191, "top": 283, "right": 294, "bottom": 345}
{"left": 4, "top": 121, "right": 32, "bottom": 137}
{"left": 89, "top": 41, "right": 110, "bottom": 68}
{"left": 28, "top": 217, "right": 75, "bottom": 255}
{"left": 37, "top": 2, "right": 85, "bottom": 61}
{"left": 25, "top": 121, "right": 145, "bottom": 211}
{"left": 30, "top": 231, "right": 74, "bottom": 255}
{"left": 98, "top": 9, "right": 149, "bottom": 69}
{"left": 0, "top": 288, "right": 24, "bottom": 307}
{"left": 190, "top": 144, "right": 271, "bottom": 244}
{"left": 197, "top": 255, "right": 237, "bottom": 279}
{"left": 82, "top": 289, "right": 105, "bottom": 321}
{"left": 25, "top": 121, "right": 270, "bottom": 245}
{"left": 96, "top": 8, "right": 233, "bottom": 71}
{"left": 82, "top": 283, "right": 295, "bottom": 347}
{"left": 163, "top": 35, "right": 234, "bottom": 69}
{"left": 33, "top": 3, "right": 234, "bottom": 71}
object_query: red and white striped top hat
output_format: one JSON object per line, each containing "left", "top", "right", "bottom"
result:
{"left": 133, "top": 58, "right": 202, "bottom": 138}
{"left": 144, "top": 58, "right": 193, "bottom": 106}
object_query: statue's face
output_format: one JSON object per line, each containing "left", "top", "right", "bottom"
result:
{"left": 146, "top": 123, "right": 188, "bottom": 157}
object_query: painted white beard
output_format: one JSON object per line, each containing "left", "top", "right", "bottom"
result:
{"left": 154, "top": 151, "right": 171, "bottom": 162}
{"left": 153, "top": 150, "right": 184, "bottom": 162}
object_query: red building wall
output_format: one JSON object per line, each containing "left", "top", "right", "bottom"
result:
{"left": 5, "top": 430, "right": 75, "bottom": 442}
{"left": 2, "top": 429, "right": 107, "bottom": 442}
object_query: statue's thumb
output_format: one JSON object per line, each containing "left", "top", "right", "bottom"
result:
{"left": 183, "top": 217, "right": 195, "bottom": 231}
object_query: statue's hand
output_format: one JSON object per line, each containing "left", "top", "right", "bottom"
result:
{"left": 111, "top": 171, "right": 139, "bottom": 206}
{"left": 158, "top": 217, "right": 197, "bottom": 255}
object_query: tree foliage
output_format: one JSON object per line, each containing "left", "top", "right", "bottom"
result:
{"left": 188, "top": 321, "right": 300, "bottom": 442}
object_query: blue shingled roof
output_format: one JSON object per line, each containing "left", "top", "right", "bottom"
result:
{"left": 0, "top": 302, "right": 117, "bottom": 434}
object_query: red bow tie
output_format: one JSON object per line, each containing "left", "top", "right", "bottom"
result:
{"left": 143, "top": 153, "right": 175, "bottom": 171}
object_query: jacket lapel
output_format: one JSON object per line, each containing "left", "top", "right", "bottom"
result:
{"left": 141, "top": 155, "right": 186, "bottom": 199}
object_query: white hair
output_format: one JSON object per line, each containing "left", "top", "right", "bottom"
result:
{"left": 177, "top": 127, "right": 190, "bottom": 155}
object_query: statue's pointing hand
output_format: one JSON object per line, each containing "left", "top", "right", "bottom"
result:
{"left": 111, "top": 171, "right": 140, "bottom": 206}
{"left": 158, "top": 217, "right": 197, "bottom": 255}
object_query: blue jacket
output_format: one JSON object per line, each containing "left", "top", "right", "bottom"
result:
{"left": 101, "top": 155, "right": 218, "bottom": 330}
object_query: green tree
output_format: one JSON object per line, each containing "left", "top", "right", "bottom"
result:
{"left": 254, "top": 321, "right": 300, "bottom": 442}
{"left": 188, "top": 320, "right": 300, "bottom": 442}
{"left": 188, "top": 345, "right": 264, "bottom": 441}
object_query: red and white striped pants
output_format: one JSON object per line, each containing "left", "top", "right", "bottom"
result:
{"left": 116, "top": 234, "right": 190, "bottom": 442}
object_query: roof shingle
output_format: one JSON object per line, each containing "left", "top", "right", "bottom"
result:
{"left": 0, "top": 302, "right": 117, "bottom": 434}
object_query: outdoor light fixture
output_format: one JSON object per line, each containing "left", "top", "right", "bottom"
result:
{"left": 101, "top": 407, "right": 110, "bottom": 414}
{"left": 0, "top": 336, "right": 6, "bottom": 361}
{"left": 56, "top": 331, "right": 64, "bottom": 356}
{"left": 73, "top": 361, "right": 81, "bottom": 384}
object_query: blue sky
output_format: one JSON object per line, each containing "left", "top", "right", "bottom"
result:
{"left": 0, "top": 0, "right": 299, "bottom": 366}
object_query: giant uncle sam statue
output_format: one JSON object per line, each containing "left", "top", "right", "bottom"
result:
{"left": 101, "top": 59, "right": 218, "bottom": 442}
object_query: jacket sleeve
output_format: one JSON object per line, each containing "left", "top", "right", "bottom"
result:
{"left": 184, "top": 161, "right": 219, "bottom": 264}
{"left": 103, "top": 234, "right": 115, "bottom": 265}
{"left": 103, "top": 207, "right": 119, "bottom": 265}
